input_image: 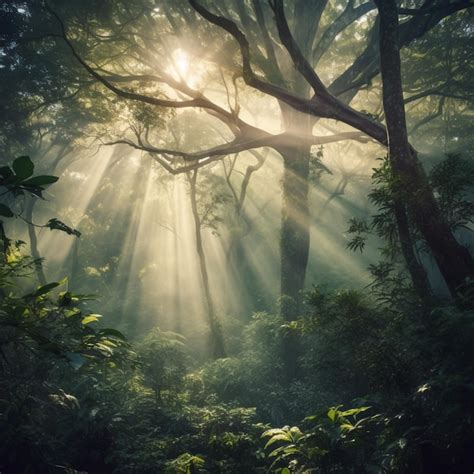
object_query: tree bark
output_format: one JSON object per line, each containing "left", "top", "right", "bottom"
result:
{"left": 276, "top": 106, "right": 313, "bottom": 382}
{"left": 393, "top": 198, "right": 432, "bottom": 303}
{"left": 278, "top": 105, "right": 312, "bottom": 320}
{"left": 375, "top": 0, "right": 474, "bottom": 297}
{"left": 187, "top": 170, "right": 226, "bottom": 358}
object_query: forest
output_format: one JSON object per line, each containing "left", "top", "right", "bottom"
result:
{"left": 0, "top": 0, "right": 473, "bottom": 472}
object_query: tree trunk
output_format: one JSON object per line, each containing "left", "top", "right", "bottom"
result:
{"left": 393, "top": 198, "right": 432, "bottom": 304}
{"left": 187, "top": 171, "right": 226, "bottom": 358}
{"left": 25, "top": 197, "right": 47, "bottom": 286}
{"left": 276, "top": 107, "right": 313, "bottom": 381}
{"left": 375, "top": 0, "right": 474, "bottom": 297}
{"left": 278, "top": 105, "right": 312, "bottom": 320}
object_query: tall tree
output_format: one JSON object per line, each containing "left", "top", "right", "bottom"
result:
{"left": 40, "top": 0, "right": 369, "bottom": 321}
{"left": 190, "top": 0, "right": 474, "bottom": 297}
{"left": 20, "top": 0, "right": 473, "bottom": 320}
{"left": 373, "top": 0, "right": 474, "bottom": 296}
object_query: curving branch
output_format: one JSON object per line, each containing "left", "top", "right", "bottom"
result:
{"left": 313, "top": 1, "right": 376, "bottom": 65}
{"left": 189, "top": 0, "right": 387, "bottom": 144}
{"left": 47, "top": 7, "right": 249, "bottom": 116}
{"left": 105, "top": 128, "right": 369, "bottom": 176}
{"left": 329, "top": 0, "right": 474, "bottom": 99}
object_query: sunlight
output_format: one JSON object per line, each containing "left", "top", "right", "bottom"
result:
{"left": 3, "top": 1, "right": 472, "bottom": 470}
{"left": 174, "top": 49, "right": 189, "bottom": 77}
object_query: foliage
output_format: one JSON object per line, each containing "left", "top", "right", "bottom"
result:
{"left": 0, "top": 156, "right": 129, "bottom": 472}
{"left": 262, "top": 406, "right": 383, "bottom": 473}
{"left": 0, "top": 155, "right": 80, "bottom": 245}
{"left": 0, "top": 1, "right": 473, "bottom": 471}
{"left": 429, "top": 154, "right": 474, "bottom": 231}
{"left": 137, "top": 327, "right": 187, "bottom": 404}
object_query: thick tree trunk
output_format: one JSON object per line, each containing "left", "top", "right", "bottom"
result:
{"left": 278, "top": 106, "right": 312, "bottom": 320}
{"left": 276, "top": 107, "right": 313, "bottom": 381}
{"left": 187, "top": 171, "right": 226, "bottom": 358}
{"left": 25, "top": 197, "right": 47, "bottom": 286}
{"left": 393, "top": 199, "right": 432, "bottom": 303}
{"left": 375, "top": 0, "right": 474, "bottom": 297}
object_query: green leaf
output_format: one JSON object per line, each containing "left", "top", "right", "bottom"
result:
{"left": 22, "top": 175, "right": 59, "bottom": 186}
{"left": 64, "top": 308, "right": 81, "bottom": 318}
{"left": 289, "top": 426, "right": 303, "bottom": 438}
{"left": 12, "top": 156, "right": 34, "bottom": 179}
{"left": 340, "top": 423, "right": 355, "bottom": 432}
{"left": 96, "top": 342, "right": 113, "bottom": 355}
{"left": 339, "top": 407, "right": 371, "bottom": 418}
{"left": 98, "top": 328, "right": 126, "bottom": 340}
{"left": 265, "top": 433, "right": 292, "bottom": 448}
{"left": 0, "top": 203, "right": 14, "bottom": 218}
{"left": 31, "top": 281, "right": 60, "bottom": 297}
{"left": 269, "top": 444, "right": 296, "bottom": 458}
{"left": 327, "top": 407, "right": 338, "bottom": 422}
{"left": 82, "top": 314, "right": 101, "bottom": 325}
{"left": 263, "top": 428, "right": 286, "bottom": 438}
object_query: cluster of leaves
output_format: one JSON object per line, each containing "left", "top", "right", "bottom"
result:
{"left": 262, "top": 406, "right": 385, "bottom": 473}
{"left": 309, "top": 145, "right": 331, "bottom": 183}
{"left": 197, "top": 284, "right": 474, "bottom": 472}
{"left": 0, "top": 155, "right": 80, "bottom": 237}
{"left": 0, "top": 156, "right": 130, "bottom": 472}
{"left": 0, "top": 155, "right": 59, "bottom": 214}
{"left": 346, "top": 156, "right": 397, "bottom": 256}
{"left": 430, "top": 154, "right": 474, "bottom": 231}
{"left": 348, "top": 153, "right": 474, "bottom": 254}
{"left": 347, "top": 153, "right": 474, "bottom": 305}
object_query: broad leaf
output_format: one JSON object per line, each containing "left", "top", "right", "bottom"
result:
{"left": 12, "top": 155, "right": 34, "bottom": 179}
{"left": 23, "top": 175, "right": 59, "bottom": 186}
{"left": 30, "top": 281, "right": 60, "bottom": 297}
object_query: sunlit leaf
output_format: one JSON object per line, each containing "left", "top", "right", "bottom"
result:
{"left": 82, "top": 314, "right": 101, "bottom": 325}
{"left": 264, "top": 433, "right": 292, "bottom": 448}
{"left": 339, "top": 406, "right": 371, "bottom": 418}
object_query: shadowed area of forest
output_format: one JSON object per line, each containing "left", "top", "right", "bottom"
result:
{"left": 0, "top": 0, "right": 473, "bottom": 472}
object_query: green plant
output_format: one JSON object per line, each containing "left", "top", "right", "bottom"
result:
{"left": 263, "top": 406, "right": 384, "bottom": 473}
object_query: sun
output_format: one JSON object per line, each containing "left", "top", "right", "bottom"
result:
{"left": 173, "top": 49, "right": 189, "bottom": 78}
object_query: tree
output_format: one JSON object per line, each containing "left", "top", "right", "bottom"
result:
{"left": 189, "top": 0, "right": 474, "bottom": 298}
{"left": 10, "top": 0, "right": 473, "bottom": 332}
{"left": 38, "top": 0, "right": 368, "bottom": 322}
{"left": 373, "top": 0, "right": 474, "bottom": 297}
